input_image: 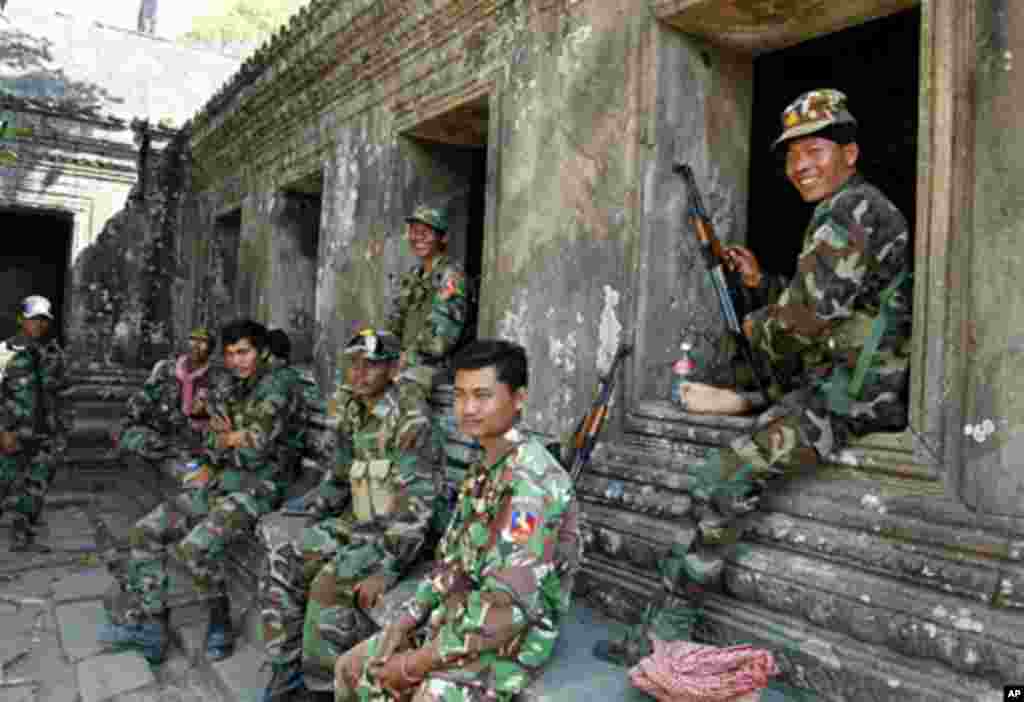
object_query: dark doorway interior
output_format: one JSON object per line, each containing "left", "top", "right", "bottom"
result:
{"left": 747, "top": 8, "right": 921, "bottom": 280}
{"left": 0, "top": 207, "right": 73, "bottom": 343}
{"left": 278, "top": 172, "right": 323, "bottom": 364}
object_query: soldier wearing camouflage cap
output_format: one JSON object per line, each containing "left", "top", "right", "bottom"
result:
{"left": 387, "top": 203, "right": 469, "bottom": 389}
{"left": 255, "top": 328, "right": 438, "bottom": 700}
{"left": 668, "top": 89, "right": 913, "bottom": 603}
{"left": 0, "top": 295, "right": 69, "bottom": 552}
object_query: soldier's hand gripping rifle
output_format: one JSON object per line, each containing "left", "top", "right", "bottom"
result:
{"left": 566, "top": 340, "right": 633, "bottom": 484}
{"left": 674, "top": 163, "right": 778, "bottom": 399}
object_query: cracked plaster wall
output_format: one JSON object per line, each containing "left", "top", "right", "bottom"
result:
{"left": 960, "top": 0, "right": 1024, "bottom": 517}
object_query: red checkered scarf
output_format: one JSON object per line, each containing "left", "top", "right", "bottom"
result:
{"left": 629, "top": 638, "right": 778, "bottom": 702}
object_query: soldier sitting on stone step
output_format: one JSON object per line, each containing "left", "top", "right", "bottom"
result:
{"left": 98, "top": 319, "right": 305, "bottom": 664}
{"left": 334, "top": 340, "right": 582, "bottom": 702}
{"left": 257, "top": 328, "right": 437, "bottom": 701}
{"left": 668, "top": 89, "right": 913, "bottom": 597}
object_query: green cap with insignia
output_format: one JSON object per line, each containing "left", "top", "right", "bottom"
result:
{"left": 343, "top": 328, "right": 401, "bottom": 362}
{"left": 772, "top": 88, "right": 857, "bottom": 150}
{"left": 405, "top": 203, "right": 449, "bottom": 234}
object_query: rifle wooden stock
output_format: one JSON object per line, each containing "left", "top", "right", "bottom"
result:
{"left": 676, "top": 162, "right": 779, "bottom": 398}
{"left": 568, "top": 342, "right": 633, "bottom": 484}
{"left": 692, "top": 216, "right": 726, "bottom": 262}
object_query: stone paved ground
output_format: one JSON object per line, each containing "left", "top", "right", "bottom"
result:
{"left": 0, "top": 467, "right": 798, "bottom": 702}
{"left": 0, "top": 472, "right": 233, "bottom": 702}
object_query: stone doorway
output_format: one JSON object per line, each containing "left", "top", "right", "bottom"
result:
{"left": 747, "top": 7, "right": 921, "bottom": 280}
{"left": 274, "top": 173, "right": 323, "bottom": 364}
{"left": 399, "top": 94, "right": 490, "bottom": 344}
{"left": 0, "top": 206, "right": 73, "bottom": 344}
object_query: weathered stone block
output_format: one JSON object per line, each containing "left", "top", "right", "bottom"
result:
{"left": 76, "top": 652, "right": 155, "bottom": 702}
{"left": 53, "top": 570, "right": 116, "bottom": 604}
{"left": 56, "top": 600, "right": 107, "bottom": 662}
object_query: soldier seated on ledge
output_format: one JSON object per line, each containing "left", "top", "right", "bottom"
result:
{"left": 99, "top": 319, "right": 305, "bottom": 665}
{"left": 257, "top": 328, "right": 437, "bottom": 702}
{"left": 334, "top": 339, "right": 582, "bottom": 702}
{"left": 668, "top": 89, "right": 913, "bottom": 592}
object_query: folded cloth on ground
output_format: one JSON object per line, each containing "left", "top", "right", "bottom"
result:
{"left": 629, "top": 637, "right": 778, "bottom": 702}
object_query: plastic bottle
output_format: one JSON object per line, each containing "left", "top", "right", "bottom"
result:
{"left": 671, "top": 342, "right": 697, "bottom": 409}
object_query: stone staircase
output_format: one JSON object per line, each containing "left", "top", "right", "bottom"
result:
{"left": 576, "top": 401, "right": 1016, "bottom": 701}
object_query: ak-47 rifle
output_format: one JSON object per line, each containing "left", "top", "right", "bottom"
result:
{"left": 674, "top": 163, "right": 778, "bottom": 399}
{"left": 566, "top": 340, "right": 633, "bottom": 484}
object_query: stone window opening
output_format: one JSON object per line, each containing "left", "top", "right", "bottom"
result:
{"left": 396, "top": 93, "right": 491, "bottom": 347}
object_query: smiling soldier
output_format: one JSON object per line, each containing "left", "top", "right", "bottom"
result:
{"left": 671, "top": 89, "right": 915, "bottom": 597}
{"left": 334, "top": 339, "right": 582, "bottom": 702}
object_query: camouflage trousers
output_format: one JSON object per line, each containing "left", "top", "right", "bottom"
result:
{"left": 258, "top": 513, "right": 414, "bottom": 679}
{"left": 105, "top": 487, "right": 272, "bottom": 623}
{"left": 335, "top": 634, "right": 521, "bottom": 702}
{"left": 682, "top": 383, "right": 857, "bottom": 586}
{"left": 0, "top": 445, "right": 60, "bottom": 525}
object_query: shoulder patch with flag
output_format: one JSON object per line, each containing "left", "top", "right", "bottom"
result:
{"left": 509, "top": 510, "right": 538, "bottom": 543}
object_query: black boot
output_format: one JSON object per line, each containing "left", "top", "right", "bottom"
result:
{"left": 206, "top": 594, "right": 235, "bottom": 661}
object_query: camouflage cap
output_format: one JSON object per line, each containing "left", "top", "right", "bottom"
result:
{"left": 772, "top": 89, "right": 857, "bottom": 150}
{"left": 405, "top": 204, "right": 449, "bottom": 234}
{"left": 189, "top": 327, "right": 214, "bottom": 343}
{"left": 343, "top": 328, "right": 401, "bottom": 362}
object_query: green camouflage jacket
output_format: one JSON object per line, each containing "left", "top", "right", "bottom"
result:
{"left": 404, "top": 428, "right": 581, "bottom": 694}
{"left": 0, "top": 335, "right": 69, "bottom": 451}
{"left": 386, "top": 254, "right": 468, "bottom": 366}
{"left": 269, "top": 359, "right": 325, "bottom": 457}
{"left": 312, "top": 377, "right": 436, "bottom": 578}
{"left": 745, "top": 174, "right": 913, "bottom": 414}
{"left": 204, "top": 352, "right": 304, "bottom": 504}
{"left": 120, "top": 355, "right": 216, "bottom": 440}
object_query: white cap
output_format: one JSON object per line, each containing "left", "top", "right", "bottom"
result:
{"left": 21, "top": 295, "right": 54, "bottom": 320}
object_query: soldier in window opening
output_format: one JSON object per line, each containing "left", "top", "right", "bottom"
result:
{"left": 387, "top": 203, "right": 469, "bottom": 390}
{"left": 98, "top": 320, "right": 305, "bottom": 665}
{"left": 673, "top": 89, "right": 913, "bottom": 594}
{"left": 0, "top": 295, "right": 69, "bottom": 552}
{"left": 112, "top": 327, "right": 219, "bottom": 460}
{"left": 388, "top": 203, "right": 475, "bottom": 545}
{"left": 334, "top": 340, "right": 582, "bottom": 702}
{"left": 256, "top": 328, "right": 436, "bottom": 701}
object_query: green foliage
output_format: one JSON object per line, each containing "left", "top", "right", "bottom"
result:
{"left": 178, "top": 0, "right": 309, "bottom": 50}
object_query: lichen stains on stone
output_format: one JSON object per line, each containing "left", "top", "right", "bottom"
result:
{"left": 598, "top": 284, "right": 622, "bottom": 374}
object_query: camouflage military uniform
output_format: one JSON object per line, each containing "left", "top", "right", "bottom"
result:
{"left": 117, "top": 355, "right": 216, "bottom": 459}
{"left": 260, "top": 375, "right": 436, "bottom": 681}
{"left": 0, "top": 336, "right": 68, "bottom": 528}
{"left": 685, "top": 171, "right": 913, "bottom": 585}
{"left": 270, "top": 358, "right": 325, "bottom": 462}
{"left": 387, "top": 254, "right": 468, "bottom": 384}
{"left": 335, "top": 428, "right": 582, "bottom": 702}
{"left": 107, "top": 352, "right": 302, "bottom": 622}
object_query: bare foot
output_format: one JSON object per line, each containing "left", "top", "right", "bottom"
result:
{"left": 677, "top": 382, "right": 753, "bottom": 415}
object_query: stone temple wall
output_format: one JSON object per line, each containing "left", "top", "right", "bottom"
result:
{"left": 113, "top": 0, "right": 1024, "bottom": 699}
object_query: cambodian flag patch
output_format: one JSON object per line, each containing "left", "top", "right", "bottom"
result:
{"left": 509, "top": 511, "right": 538, "bottom": 543}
